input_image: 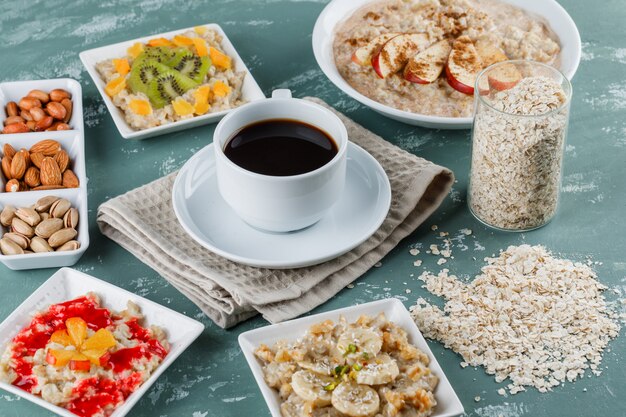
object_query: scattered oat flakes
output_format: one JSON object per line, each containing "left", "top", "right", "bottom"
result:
{"left": 405, "top": 289, "right": 412, "bottom": 294}
{"left": 474, "top": 396, "right": 481, "bottom": 402}
{"left": 413, "top": 260, "right": 423, "bottom": 267}
{"left": 431, "top": 225, "right": 438, "bottom": 231}
{"left": 410, "top": 245, "right": 620, "bottom": 395}
{"left": 374, "top": 262, "right": 382, "bottom": 268}
{"left": 437, "top": 258, "right": 447, "bottom": 265}
{"left": 497, "top": 388, "right": 506, "bottom": 396}
{"left": 346, "top": 284, "right": 354, "bottom": 289}
{"left": 409, "top": 248, "right": 420, "bottom": 256}
{"left": 439, "top": 232, "right": 449, "bottom": 237}
{"left": 430, "top": 244, "right": 440, "bottom": 255}
{"left": 460, "top": 228, "right": 472, "bottom": 235}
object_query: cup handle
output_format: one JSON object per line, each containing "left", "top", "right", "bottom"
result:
{"left": 271, "top": 89, "right": 292, "bottom": 99}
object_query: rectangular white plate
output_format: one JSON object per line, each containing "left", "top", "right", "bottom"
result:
{"left": 0, "top": 78, "right": 88, "bottom": 270}
{"left": 79, "top": 23, "right": 265, "bottom": 140}
{"left": 0, "top": 268, "right": 205, "bottom": 417}
{"left": 239, "top": 298, "right": 464, "bottom": 417}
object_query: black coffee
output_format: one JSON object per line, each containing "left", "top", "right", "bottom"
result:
{"left": 223, "top": 119, "right": 338, "bottom": 176}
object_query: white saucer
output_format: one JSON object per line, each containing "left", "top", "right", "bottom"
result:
{"left": 172, "top": 142, "right": 391, "bottom": 269}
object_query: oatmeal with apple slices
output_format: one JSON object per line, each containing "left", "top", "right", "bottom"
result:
{"left": 254, "top": 313, "right": 439, "bottom": 417}
{"left": 0, "top": 294, "right": 169, "bottom": 417}
{"left": 334, "top": 0, "right": 561, "bottom": 117}
{"left": 96, "top": 26, "right": 245, "bottom": 130}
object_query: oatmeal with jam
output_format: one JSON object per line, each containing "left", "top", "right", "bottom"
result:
{"left": 333, "top": 0, "right": 562, "bottom": 117}
{"left": 255, "top": 313, "right": 439, "bottom": 417}
{"left": 0, "top": 294, "right": 169, "bottom": 417}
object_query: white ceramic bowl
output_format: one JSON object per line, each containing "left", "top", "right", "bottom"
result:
{"left": 80, "top": 23, "right": 266, "bottom": 140}
{"left": 0, "top": 78, "right": 88, "bottom": 270}
{"left": 239, "top": 298, "right": 465, "bottom": 417}
{"left": 214, "top": 89, "right": 348, "bottom": 232}
{"left": 312, "top": 0, "right": 581, "bottom": 129}
{"left": 0, "top": 268, "right": 204, "bottom": 417}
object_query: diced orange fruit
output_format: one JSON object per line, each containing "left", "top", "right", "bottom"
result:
{"left": 70, "top": 355, "right": 91, "bottom": 372}
{"left": 129, "top": 99, "right": 152, "bottom": 116}
{"left": 113, "top": 58, "right": 130, "bottom": 76}
{"left": 194, "top": 26, "right": 207, "bottom": 35}
{"left": 47, "top": 349, "right": 76, "bottom": 367}
{"left": 212, "top": 81, "right": 231, "bottom": 98}
{"left": 50, "top": 329, "right": 72, "bottom": 346}
{"left": 172, "top": 97, "right": 195, "bottom": 116}
{"left": 147, "top": 37, "right": 173, "bottom": 47}
{"left": 192, "top": 38, "right": 209, "bottom": 57}
{"left": 66, "top": 317, "right": 88, "bottom": 347}
{"left": 209, "top": 47, "right": 232, "bottom": 70}
{"left": 82, "top": 349, "right": 110, "bottom": 366}
{"left": 82, "top": 328, "right": 116, "bottom": 351}
{"left": 172, "top": 35, "right": 194, "bottom": 47}
{"left": 127, "top": 42, "right": 144, "bottom": 59}
{"left": 104, "top": 76, "right": 126, "bottom": 97}
{"left": 193, "top": 86, "right": 211, "bottom": 115}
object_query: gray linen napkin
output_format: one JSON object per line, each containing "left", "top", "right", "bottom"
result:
{"left": 97, "top": 98, "right": 455, "bottom": 328}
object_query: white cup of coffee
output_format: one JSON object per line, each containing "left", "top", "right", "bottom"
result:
{"left": 213, "top": 89, "right": 348, "bottom": 232}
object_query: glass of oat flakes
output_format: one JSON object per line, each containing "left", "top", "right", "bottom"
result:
{"left": 468, "top": 60, "right": 572, "bottom": 231}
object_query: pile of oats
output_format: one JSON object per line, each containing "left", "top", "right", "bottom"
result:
{"left": 410, "top": 245, "right": 621, "bottom": 394}
{"left": 469, "top": 76, "right": 569, "bottom": 230}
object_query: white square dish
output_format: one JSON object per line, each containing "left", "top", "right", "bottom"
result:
{"left": 0, "top": 79, "right": 88, "bottom": 270}
{"left": 0, "top": 267, "right": 205, "bottom": 417}
{"left": 79, "top": 23, "right": 266, "bottom": 140}
{"left": 239, "top": 298, "right": 465, "bottom": 417}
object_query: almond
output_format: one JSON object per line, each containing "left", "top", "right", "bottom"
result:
{"left": 56, "top": 123, "right": 70, "bottom": 131}
{"left": 24, "top": 166, "right": 41, "bottom": 188}
{"left": 18, "top": 149, "right": 30, "bottom": 169}
{"left": 5, "top": 102, "right": 19, "bottom": 117}
{"left": 1, "top": 156, "right": 11, "bottom": 179}
{"left": 54, "top": 150, "right": 70, "bottom": 172}
{"left": 61, "top": 99, "right": 72, "bottom": 123}
{"left": 3, "top": 143, "right": 16, "bottom": 159}
{"left": 35, "top": 116, "right": 54, "bottom": 131}
{"left": 26, "top": 121, "right": 36, "bottom": 131}
{"left": 62, "top": 169, "right": 79, "bottom": 188}
{"left": 46, "top": 102, "right": 67, "bottom": 120}
{"left": 2, "top": 122, "right": 30, "bottom": 134}
{"left": 10, "top": 151, "right": 26, "bottom": 179}
{"left": 49, "top": 89, "right": 71, "bottom": 102}
{"left": 32, "top": 184, "right": 66, "bottom": 191}
{"left": 40, "top": 157, "right": 62, "bottom": 185}
{"left": 5, "top": 179, "right": 19, "bottom": 192}
{"left": 20, "top": 110, "right": 33, "bottom": 121}
{"left": 4, "top": 116, "right": 25, "bottom": 125}
{"left": 18, "top": 97, "right": 41, "bottom": 111}
{"left": 29, "top": 107, "right": 46, "bottom": 122}
{"left": 27, "top": 89, "right": 50, "bottom": 104}
{"left": 30, "top": 139, "right": 61, "bottom": 156}
{"left": 30, "top": 152, "right": 45, "bottom": 168}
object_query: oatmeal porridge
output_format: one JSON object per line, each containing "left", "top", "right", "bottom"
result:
{"left": 96, "top": 26, "right": 246, "bottom": 131}
{"left": 333, "top": 0, "right": 562, "bottom": 117}
{"left": 254, "top": 313, "right": 439, "bottom": 417}
{"left": 0, "top": 294, "right": 169, "bottom": 417}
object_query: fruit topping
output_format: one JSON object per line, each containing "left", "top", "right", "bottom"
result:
{"left": 147, "top": 37, "right": 173, "bottom": 47}
{"left": 193, "top": 86, "right": 211, "bottom": 115}
{"left": 46, "top": 349, "right": 76, "bottom": 367}
{"left": 404, "top": 39, "right": 452, "bottom": 84}
{"left": 212, "top": 81, "right": 231, "bottom": 98}
{"left": 127, "top": 42, "right": 144, "bottom": 59}
{"left": 128, "top": 59, "right": 171, "bottom": 96}
{"left": 170, "top": 53, "right": 211, "bottom": 84}
{"left": 194, "top": 26, "right": 208, "bottom": 35}
{"left": 50, "top": 329, "right": 73, "bottom": 346}
{"left": 66, "top": 317, "right": 88, "bottom": 347}
{"left": 128, "top": 99, "right": 152, "bottom": 116}
{"left": 192, "top": 38, "right": 209, "bottom": 57}
{"left": 474, "top": 39, "right": 508, "bottom": 69}
{"left": 147, "top": 70, "right": 198, "bottom": 108}
{"left": 70, "top": 355, "right": 91, "bottom": 372}
{"left": 372, "top": 33, "right": 430, "bottom": 79}
{"left": 172, "top": 97, "right": 195, "bottom": 116}
{"left": 209, "top": 47, "right": 231, "bottom": 70}
{"left": 351, "top": 33, "right": 400, "bottom": 66}
{"left": 172, "top": 35, "right": 194, "bottom": 47}
{"left": 104, "top": 77, "right": 126, "bottom": 97}
{"left": 112, "top": 59, "right": 130, "bottom": 77}
{"left": 445, "top": 35, "right": 483, "bottom": 95}
{"left": 487, "top": 63, "right": 522, "bottom": 92}
{"left": 82, "top": 328, "right": 116, "bottom": 351}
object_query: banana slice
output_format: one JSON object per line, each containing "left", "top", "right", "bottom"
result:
{"left": 355, "top": 354, "right": 399, "bottom": 385}
{"left": 337, "top": 327, "right": 382, "bottom": 359}
{"left": 298, "top": 358, "right": 334, "bottom": 376}
{"left": 291, "top": 370, "right": 334, "bottom": 406}
{"left": 331, "top": 382, "right": 380, "bottom": 417}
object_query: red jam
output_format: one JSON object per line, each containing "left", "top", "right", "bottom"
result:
{"left": 7, "top": 295, "right": 168, "bottom": 417}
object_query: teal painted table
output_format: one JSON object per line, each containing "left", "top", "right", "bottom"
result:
{"left": 1, "top": 1, "right": 625, "bottom": 416}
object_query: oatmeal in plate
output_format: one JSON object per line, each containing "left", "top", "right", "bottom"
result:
{"left": 96, "top": 26, "right": 246, "bottom": 131}
{"left": 254, "top": 313, "right": 439, "bottom": 417}
{"left": 333, "top": 0, "right": 562, "bottom": 117}
{"left": 0, "top": 293, "right": 169, "bottom": 417}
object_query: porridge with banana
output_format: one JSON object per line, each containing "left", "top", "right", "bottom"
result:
{"left": 333, "top": 0, "right": 562, "bottom": 117}
{"left": 254, "top": 313, "right": 439, "bottom": 417}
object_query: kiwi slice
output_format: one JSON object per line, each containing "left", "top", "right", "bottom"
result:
{"left": 171, "top": 55, "right": 211, "bottom": 84}
{"left": 146, "top": 70, "right": 198, "bottom": 108}
{"left": 140, "top": 46, "right": 176, "bottom": 65}
{"left": 127, "top": 59, "right": 171, "bottom": 96}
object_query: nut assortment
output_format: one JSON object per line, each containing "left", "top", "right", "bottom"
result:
{"left": 0, "top": 196, "right": 80, "bottom": 255}
{"left": 2, "top": 89, "right": 73, "bottom": 134}
{"left": 1, "top": 139, "right": 79, "bottom": 192}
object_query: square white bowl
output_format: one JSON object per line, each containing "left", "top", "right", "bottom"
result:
{"left": 239, "top": 298, "right": 464, "bottom": 417}
{"left": 80, "top": 23, "right": 266, "bottom": 140}
{"left": 0, "top": 268, "right": 204, "bottom": 417}
{"left": 0, "top": 78, "right": 88, "bottom": 270}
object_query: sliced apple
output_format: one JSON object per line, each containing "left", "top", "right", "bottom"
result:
{"left": 445, "top": 36, "right": 483, "bottom": 95}
{"left": 372, "top": 33, "right": 431, "bottom": 79}
{"left": 351, "top": 33, "right": 400, "bottom": 66}
{"left": 69, "top": 354, "right": 91, "bottom": 372}
{"left": 488, "top": 63, "right": 522, "bottom": 91}
{"left": 474, "top": 39, "right": 508, "bottom": 69}
{"left": 403, "top": 40, "right": 452, "bottom": 84}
